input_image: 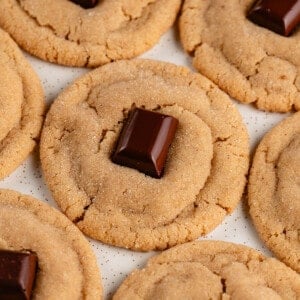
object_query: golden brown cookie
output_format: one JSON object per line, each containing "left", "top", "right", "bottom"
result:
{"left": 0, "top": 28, "right": 44, "bottom": 179}
{"left": 179, "top": 0, "right": 300, "bottom": 112}
{"left": 0, "top": 0, "right": 181, "bottom": 67}
{"left": 0, "top": 189, "right": 102, "bottom": 299}
{"left": 248, "top": 112, "right": 300, "bottom": 272}
{"left": 40, "top": 59, "right": 249, "bottom": 251}
{"left": 113, "top": 240, "right": 300, "bottom": 299}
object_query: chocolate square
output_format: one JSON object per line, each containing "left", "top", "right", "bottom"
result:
{"left": 70, "top": 0, "right": 98, "bottom": 9}
{"left": 0, "top": 250, "right": 37, "bottom": 300}
{"left": 112, "top": 108, "right": 178, "bottom": 178}
{"left": 248, "top": 0, "right": 300, "bottom": 36}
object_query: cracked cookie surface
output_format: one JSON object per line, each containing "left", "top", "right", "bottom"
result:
{"left": 179, "top": 0, "right": 300, "bottom": 112}
{"left": 40, "top": 59, "right": 249, "bottom": 251}
{"left": 113, "top": 240, "right": 300, "bottom": 299}
{"left": 248, "top": 112, "right": 300, "bottom": 272}
{"left": 0, "top": 0, "right": 181, "bottom": 67}
{"left": 0, "top": 189, "right": 102, "bottom": 299}
{"left": 0, "top": 28, "right": 44, "bottom": 179}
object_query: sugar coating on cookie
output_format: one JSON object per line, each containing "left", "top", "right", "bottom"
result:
{"left": 179, "top": 0, "right": 300, "bottom": 112}
{"left": 113, "top": 241, "right": 300, "bottom": 299}
{"left": 0, "top": 189, "right": 102, "bottom": 299}
{"left": 249, "top": 112, "right": 300, "bottom": 272}
{"left": 40, "top": 59, "right": 249, "bottom": 251}
{"left": 0, "top": 0, "right": 181, "bottom": 67}
{"left": 0, "top": 28, "right": 44, "bottom": 179}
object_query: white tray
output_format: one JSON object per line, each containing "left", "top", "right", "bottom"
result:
{"left": 0, "top": 28, "right": 288, "bottom": 298}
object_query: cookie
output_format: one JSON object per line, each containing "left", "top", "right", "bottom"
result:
{"left": 40, "top": 59, "right": 249, "bottom": 251}
{"left": 0, "top": 28, "right": 44, "bottom": 179}
{"left": 248, "top": 112, "right": 300, "bottom": 272}
{"left": 0, "top": 0, "right": 181, "bottom": 67}
{"left": 0, "top": 189, "right": 102, "bottom": 299}
{"left": 179, "top": 0, "right": 300, "bottom": 112}
{"left": 113, "top": 240, "right": 300, "bottom": 299}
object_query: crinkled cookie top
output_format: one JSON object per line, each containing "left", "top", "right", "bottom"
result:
{"left": 0, "top": 0, "right": 181, "bottom": 66}
{"left": 40, "top": 59, "right": 249, "bottom": 251}
{"left": 180, "top": 0, "right": 300, "bottom": 112}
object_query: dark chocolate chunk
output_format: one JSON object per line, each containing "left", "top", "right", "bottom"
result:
{"left": 248, "top": 0, "right": 300, "bottom": 36}
{"left": 112, "top": 108, "right": 178, "bottom": 178}
{"left": 70, "top": 0, "right": 98, "bottom": 9}
{"left": 0, "top": 250, "right": 37, "bottom": 300}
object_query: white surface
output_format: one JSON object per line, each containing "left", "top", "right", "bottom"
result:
{"left": 0, "top": 28, "right": 289, "bottom": 298}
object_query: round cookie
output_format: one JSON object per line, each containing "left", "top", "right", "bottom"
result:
{"left": 0, "top": 0, "right": 181, "bottom": 67}
{"left": 113, "top": 240, "right": 300, "bottom": 299}
{"left": 179, "top": 0, "right": 300, "bottom": 112}
{"left": 248, "top": 112, "right": 300, "bottom": 272}
{"left": 0, "top": 189, "right": 102, "bottom": 299}
{"left": 40, "top": 59, "right": 249, "bottom": 251}
{"left": 0, "top": 28, "right": 44, "bottom": 179}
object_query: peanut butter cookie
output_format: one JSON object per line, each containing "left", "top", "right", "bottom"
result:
{"left": 0, "top": 189, "right": 102, "bottom": 299}
{"left": 248, "top": 112, "right": 300, "bottom": 272}
{"left": 180, "top": 0, "right": 300, "bottom": 112}
{"left": 40, "top": 59, "right": 249, "bottom": 251}
{"left": 114, "top": 240, "right": 300, "bottom": 299}
{"left": 0, "top": 28, "right": 44, "bottom": 180}
{"left": 0, "top": 0, "right": 181, "bottom": 67}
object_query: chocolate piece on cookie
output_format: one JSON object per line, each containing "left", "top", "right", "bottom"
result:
{"left": 113, "top": 241, "right": 300, "bottom": 299}
{"left": 248, "top": 0, "right": 300, "bottom": 36}
{"left": 0, "top": 250, "right": 37, "bottom": 300}
{"left": 112, "top": 108, "right": 178, "bottom": 178}
{"left": 248, "top": 112, "right": 300, "bottom": 272}
{"left": 0, "top": 189, "right": 102, "bottom": 299}
{"left": 0, "top": 0, "right": 181, "bottom": 67}
{"left": 40, "top": 59, "right": 249, "bottom": 251}
{"left": 180, "top": 0, "right": 300, "bottom": 112}
{"left": 70, "top": 0, "right": 98, "bottom": 9}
